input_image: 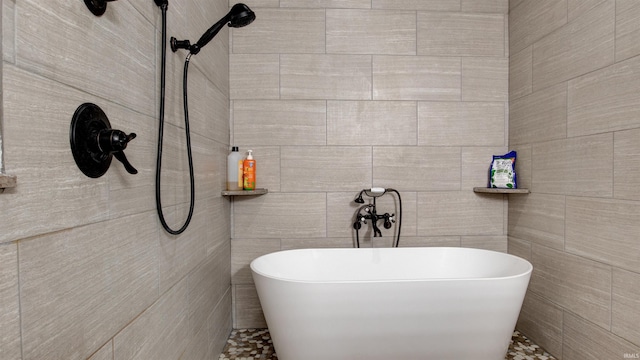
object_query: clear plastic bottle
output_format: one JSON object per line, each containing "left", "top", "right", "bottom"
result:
{"left": 227, "top": 146, "right": 243, "bottom": 191}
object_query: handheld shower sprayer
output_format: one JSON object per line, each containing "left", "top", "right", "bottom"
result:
{"left": 153, "top": 1, "right": 255, "bottom": 235}
{"left": 171, "top": 3, "right": 256, "bottom": 55}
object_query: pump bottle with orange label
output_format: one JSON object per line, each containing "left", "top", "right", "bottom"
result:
{"left": 243, "top": 150, "right": 256, "bottom": 190}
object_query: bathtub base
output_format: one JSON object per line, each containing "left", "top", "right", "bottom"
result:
{"left": 256, "top": 279, "right": 523, "bottom": 360}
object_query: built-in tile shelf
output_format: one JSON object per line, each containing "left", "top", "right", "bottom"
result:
{"left": 0, "top": 174, "right": 17, "bottom": 191}
{"left": 473, "top": 187, "right": 530, "bottom": 194}
{"left": 222, "top": 188, "right": 268, "bottom": 196}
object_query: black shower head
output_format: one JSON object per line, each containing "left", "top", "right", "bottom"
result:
{"left": 174, "top": 3, "right": 255, "bottom": 55}
{"left": 228, "top": 3, "right": 256, "bottom": 28}
{"left": 354, "top": 190, "right": 365, "bottom": 204}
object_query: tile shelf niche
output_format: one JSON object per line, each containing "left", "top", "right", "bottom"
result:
{"left": 222, "top": 188, "right": 268, "bottom": 196}
{"left": 473, "top": 187, "right": 529, "bottom": 194}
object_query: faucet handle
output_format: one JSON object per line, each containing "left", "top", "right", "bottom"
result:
{"left": 98, "top": 129, "right": 135, "bottom": 153}
{"left": 113, "top": 151, "right": 138, "bottom": 175}
{"left": 98, "top": 129, "right": 138, "bottom": 174}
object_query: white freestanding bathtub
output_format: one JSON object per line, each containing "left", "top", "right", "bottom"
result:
{"left": 250, "top": 247, "right": 532, "bottom": 360}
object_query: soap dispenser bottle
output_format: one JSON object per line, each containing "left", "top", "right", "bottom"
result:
{"left": 227, "top": 146, "right": 243, "bottom": 191}
{"left": 243, "top": 150, "right": 256, "bottom": 190}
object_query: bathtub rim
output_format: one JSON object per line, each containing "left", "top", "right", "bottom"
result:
{"left": 250, "top": 247, "right": 533, "bottom": 284}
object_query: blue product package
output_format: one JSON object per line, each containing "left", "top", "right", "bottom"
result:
{"left": 489, "top": 151, "right": 517, "bottom": 189}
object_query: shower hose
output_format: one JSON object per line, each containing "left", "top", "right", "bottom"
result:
{"left": 155, "top": 3, "right": 195, "bottom": 235}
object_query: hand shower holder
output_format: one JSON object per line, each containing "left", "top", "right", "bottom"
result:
{"left": 84, "top": 0, "right": 117, "bottom": 16}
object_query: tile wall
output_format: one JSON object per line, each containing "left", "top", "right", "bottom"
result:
{"left": 0, "top": 1, "right": 233, "bottom": 359}
{"left": 229, "top": 0, "right": 510, "bottom": 328}
{"left": 509, "top": 0, "right": 640, "bottom": 359}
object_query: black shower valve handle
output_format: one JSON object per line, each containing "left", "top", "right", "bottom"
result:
{"left": 97, "top": 129, "right": 135, "bottom": 152}
{"left": 113, "top": 151, "right": 138, "bottom": 175}
{"left": 98, "top": 129, "right": 138, "bottom": 174}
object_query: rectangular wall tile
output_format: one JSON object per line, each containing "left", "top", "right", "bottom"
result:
{"left": 281, "top": 54, "right": 372, "bottom": 100}
{"left": 113, "top": 279, "right": 189, "bottom": 360}
{"left": 234, "top": 285, "right": 267, "bottom": 329}
{"left": 530, "top": 245, "right": 611, "bottom": 329}
{"left": 510, "top": 144, "right": 532, "bottom": 190}
{"left": 418, "top": 12, "right": 504, "bottom": 56}
{"left": 398, "top": 236, "right": 461, "bottom": 248}
{"left": 241, "top": 0, "right": 280, "bottom": 7}
{"left": 16, "top": 1, "right": 156, "bottom": 115}
{"left": 568, "top": 55, "right": 640, "bottom": 137}
{"left": 327, "top": 9, "right": 416, "bottom": 55}
{"left": 616, "top": 0, "right": 640, "bottom": 61}
{"left": 614, "top": 128, "right": 640, "bottom": 201}
{"left": 461, "top": 235, "right": 507, "bottom": 252}
{"left": 532, "top": 1, "right": 615, "bottom": 91}
{"left": 232, "top": 238, "right": 281, "bottom": 285}
{"left": 373, "top": 0, "right": 460, "bottom": 11}
{"left": 563, "top": 312, "right": 639, "bottom": 360}
{"left": 418, "top": 102, "right": 505, "bottom": 146}
{"left": 325, "top": 189, "right": 372, "bottom": 239}
{"left": 417, "top": 192, "right": 504, "bottom": 236}
{"left": 1, "top": 65, "right": 110, "bottom": 244}
{"left": 3, "top": 0, "right": 16, "bottom": 63}
{"left": 510, "top": 83, "right": 567, "bottom": 145}
{"left": 281, "top": 146, "right": 371, "bottom": 191}
{"left": 281, "top": 0, "right": 372, "bottom": 8}
{"left": 461, "top": 57, "right": 508, "bottom": 102}
{"left": 509, "top": 46, "right": 533, "bottom": 100}
{"left": 232, "top": 8, "right": 325, "bottom": 54}
{"left": 510, "top": 0, "right": 526, "bottom": 11}
{"left": 508, "top": 193, "right": 565, "bottom": 250}
{"left": 234, "top": 193, "right": 327, "bottom": 238}
{"left": 531, "top": 134, "right": 613, "bottom": 196}
{"left": 327, "top": 101, "right": 417, "bottom": 145}
{"left": 566, "top": 196, "right": 640, "bottom": 273}
{"left": 281, "top": 237, "right": 353, "bottom": 250}
{"left": 508, "top": 236, "right": 532, "bottom": 263}
{"left": 373, "top": 146, "right": 461, "bottom": 191}
{"left": 207, "top": 290, "right": 233, "bottom": 358}
{"left": 613, "top": 268, "right": 640, "bottom": 346}
{"left": 516, "top": 291, "right": 564, "bottom": 357}
{"left": 373, "top": 56, "right": 461, "bottom": 101}
{"left": 19, "top": 213, "right": 159, "bottom": 360}
{"left": 187, "top": 242, "right": 230, "bottom": 339}
{"left": 568, "top": 0, "right": 608, "bottom": 21}
{"left": 234, "top": 100, "right": 327, "bottom": 146}
{"left": 0, "top": 242, "right": 20, "bottom": 360}
{"left": 509, "top": 0, "right": 567, "bottom": 55}
{"left": 462, "top": 0, "right": 508, "bottom": 13}
{"left": 158, "top": 204, "right": 208, "bottom": 294}
{"left": 230, "top": 54, "right": 280, "bottom": 100}
{"left": 88, "top": 342, "right": 112, "bottom": 360}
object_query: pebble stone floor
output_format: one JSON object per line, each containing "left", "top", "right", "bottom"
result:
{"left": 219, "top": 328, "right": 556, "bottom": 360}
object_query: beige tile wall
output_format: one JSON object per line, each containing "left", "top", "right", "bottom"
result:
{"left": 230, "top": 0, "right": 509, "bottom": 328}
{"left": 509, "top": 0, "right": 640, "bottom": 357}
{"left": 0, "top": 0, "right": 233, "bottom": 359}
